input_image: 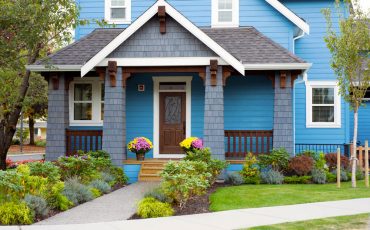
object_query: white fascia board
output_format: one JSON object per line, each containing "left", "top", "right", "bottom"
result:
{"left": 265, "top": 0, "right": 310, "bottom": 34}
{"left": 243, "top": 63, "right": 312, "bottom": 70}
{"left": 97, "top": 57, "right": 228, "bottom": 67}
{"left": 81, "top": 0, "right": 245, "bottom": 77}
{"left": 26, "top": 65, "right": 82, "bottom": 72}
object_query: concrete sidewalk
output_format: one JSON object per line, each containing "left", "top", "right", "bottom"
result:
{"left": 8, "top": 198, "right": 370, "bottom": 230}
{"left": 7, "top": 153, "right": 44, "bottom": 162}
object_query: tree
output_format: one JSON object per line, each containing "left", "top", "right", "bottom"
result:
{"left": 322, "top": 0, "right": 370, "bottom": 187}
{"left": 0, "top": 0, "right": 84, "bottom": 170}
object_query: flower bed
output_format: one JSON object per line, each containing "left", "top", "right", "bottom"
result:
{"left": 0, "top": 150, "right": 128, "bottom": 225}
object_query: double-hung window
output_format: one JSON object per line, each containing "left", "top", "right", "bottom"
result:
{"left": 105, "top": 0, "right": 131, "bottom": 24}
{"left": 70, "top": 78, "right": 104, "bottom": 126}
{"left": 212, "top": 0, "right": 239, "bottom": 27}
{"left": 306, "top": 81, "right": 341, "bottom": 128}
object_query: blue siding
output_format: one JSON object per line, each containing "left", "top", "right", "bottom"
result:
{"left": 224, "top": 75, "right": 274, "bottom": 130}
{"left": 226, "top": 163, "right": 243, "bottom": 173}
{"left": 123, "top": 164, "right": 141, "bottom": 183}
{"left": 350, "top": 102, "right": 370, "bottom": 145}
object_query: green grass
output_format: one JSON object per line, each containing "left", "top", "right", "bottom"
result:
{"left": 248, "top": 213, "right": 370, "bottom": 230}
{"left": 210, "top": 181, "right": 370, "bottom": 211}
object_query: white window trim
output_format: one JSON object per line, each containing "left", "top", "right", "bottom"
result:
{"left": 306, "top": 81, "right": 341, "bottom": 128}
{"left": 211, "top": 0, "right": 239, "bottom": 28}
{"left": 153, "top": 76, "right": 192, "bottom": 159}
{"left": 69, "top": 77, "right": 104, "bottom": 126}
{"left": 104, "top": 0, "right": 132, "bottom": 24}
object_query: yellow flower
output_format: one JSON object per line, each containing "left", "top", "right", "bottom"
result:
{"left": 179, "top": 137, "right": 197, "bottom": 149}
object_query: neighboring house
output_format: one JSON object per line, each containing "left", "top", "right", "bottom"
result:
{"left": 16, "top": 119, "right": 47, "bottom": 140}
{"left": 27, "top": 0, "right": 364, "bottom": 182}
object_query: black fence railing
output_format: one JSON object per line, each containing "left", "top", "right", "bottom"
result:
{"left": 295, "top": 144, "right": 351, "bottom": 157}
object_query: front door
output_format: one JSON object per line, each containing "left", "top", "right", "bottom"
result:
{"left": 159, "top": 92, "right": 186, "bottom": 154}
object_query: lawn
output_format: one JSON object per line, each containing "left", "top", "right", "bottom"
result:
{"left": 210, "top": 181, "right": 370, "bottom": 211}
{"left": 248, "top": 213, "right": 370, "bottom": 230}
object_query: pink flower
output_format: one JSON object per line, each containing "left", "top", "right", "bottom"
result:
{"left": 191, "top": 139, "right": 203, "bottom": 149}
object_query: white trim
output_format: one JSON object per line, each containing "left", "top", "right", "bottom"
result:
{"left": 97, "top": 57, "right": 228, "bottom": 67}
{"left": 26, "top": 65, "right": 81, "bottom": 72}
{"left": 104, "top": 0, "right": 132, "bottom": 24}
{"left": 211, "top": 0, "right": 239, "bottom": 28}
{"left": 306, "top": 80, "right": 341, "bottom": 128}
{"left": 153, "top": 76, "right": 192, "bottom": 159}
{"left": 69, "top": 77, "right": 104, "bottom": 126}
{"left": 81, "top": 0, "right": 245, "bottom": 77}
{"left": 265, "top": 0, "right": 310, "bottom": 34}
{"left": 244, "top": 63, "right": 312, "bottom": 70}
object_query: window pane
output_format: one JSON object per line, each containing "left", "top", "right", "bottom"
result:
{"left": 312, "top": 106, "right": 334, "bottom": 122}
{"left": 74, "top": 103, "right": 92, "bottom": 120}
{"left": 74, "top": 84, "right": 92, "bottom": 101}
{"left": 218, "top": 11, "right": 232, "bottom": 22}
{"left": 111, "top": 0, "right": 125, "bottom": 6}
{"left": 111, "top": 8, "right": 126, "bottom": 19}
{"left": 218, "top": 0, "right": 232, "bottom": 9}
{"left": 165, "top": 96, "right": 182, "bottom": 124}
{"left": 101, "top": 103, "right": 104, "bottom": 120}
{"left": 101, "top": 84, "right": 105, "bottom": 101}
{"left": 312, "top": 88, "right": 334, "bottom": 104}
{"left": 159, "top": 82, "right": 186, "bottom": 91}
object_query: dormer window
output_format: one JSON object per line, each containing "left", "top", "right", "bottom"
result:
{"left": 212, "top": 0, "right": 239, "bottom": 27}
{"left": 105, "top": 0, "right": 131, "bottom": 24}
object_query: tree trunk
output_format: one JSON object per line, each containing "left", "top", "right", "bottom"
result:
{"left": 352, "top": 106, "right": 359, "bottom": 188}
{"left": 29, "top": 115, "right": 35, "bottom": 145}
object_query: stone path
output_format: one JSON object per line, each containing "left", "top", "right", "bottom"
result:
{"left": 35, "top": 182, "right": 159, "bottom": 225}
{"left": 2, "top": 198, "right": 366, "bottom": 229}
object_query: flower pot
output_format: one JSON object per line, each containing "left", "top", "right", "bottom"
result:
{"left": 136, "top": 153, "right": 145, "bottom": 161}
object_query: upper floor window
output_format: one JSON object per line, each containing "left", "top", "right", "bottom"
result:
{"left": 105, "top": 0, "right": 131, "bottom": 24}
{"left": 306, "top": 81, "right": 341, "bottom": 128}
{"left": 211, "top": 0, "right": 239, "bottom": 27}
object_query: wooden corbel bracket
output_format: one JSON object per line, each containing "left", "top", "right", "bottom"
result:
{"left": 158, "top": 6, "right": 166, "bottom": 34}
{"left": 267, "top": 74, "right": 275, "bottom": 89}
{"left": 280, "top": 71, "right": 287, "bottom": 89}
{"left": 64, "top": 75, "right": 73, "bottom": 91}
{"left": 210, "top": 59, "right": 218, "bottom": 86}
{"left": 51, "top": 74, "right": 59, "bottom": 90}
{"left": 222, "top": 69, "right": 231, "bottom": 86}
{"left": 108, "top": 61, "right": 117, "bottom": 87}
{"left": 122, "top": 71, "right": 131, "bottom": 88}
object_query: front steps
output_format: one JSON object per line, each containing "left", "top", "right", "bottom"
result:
{"left": 138, "top": 161, "right": 167, "bottom": 182}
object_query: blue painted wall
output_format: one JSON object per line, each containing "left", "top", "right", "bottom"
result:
{"left": 350, "top": 102, "right": 370, "bottom": 145}
{"left": 123, "top": 164, "right": 141, "bottom": 183}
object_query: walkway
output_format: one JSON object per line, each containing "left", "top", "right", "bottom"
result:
{"left": 7, "top": 153, "right": 44, "bottom": 162}
{"left": 11, "top": 198, "right": 369, "bottom": 229}
{"left": 35, "top": 182, "right": 159, "bottom": 225}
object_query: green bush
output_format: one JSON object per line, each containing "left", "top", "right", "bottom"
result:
{"left": 89, "top": 179, "right": 111, "bottom": 194}
{"left": 311, "top": 168, "right": 327, "bottom": 184}
{"left": 27, "top": 161, "right": 61, "bottom": 183}
{"left": 225, "top": 172, "right": 244, "bottom": 185}
{"left": 260, "top": 169, "right": 284, "bottom": 184}
{"left": 100, "top": 172, "right": 116, "bottom": 186}
{"left": 56, "top": 155, "right": 99, "bottom": 183}
{"left": 12, "top": 138, "right": 20, "bottom": 145}
{"left": 297, "top": 150, "right": 321, "bottom": 161}
{"left": 35, "top": 140, "right": 46, "bottom": 147}
{"left": 87, "top": 150, "right": 110, "bottom": 159}
{"left": 137, "top": 197, "right": 174, "bottom": 218}
{"left": 326, "top": 171, "right": 337, "bottom": 183}
{"left": 62, "top": 177, "right": 94, "bottom": 205}
{"left": 16, "top": 128, "right": 29, "bottom": 143}
{"left": 258, "top": 148, "right": 290, "bottom": 172}
{"left": 90, "top": 187, "right": 102, "bottom": 198}
{"left": 45, "top": 181, "right": 73, "bottom": 211}
{"left": 0, "top": 201, "right": 33, "bottom": 225}
{"left": 284, "top": 175, "right": 312, "bottom": 184}
{"left": 109, "top": 166, "right": 128, "bottom": 185}
{"left": 288, "top": 155, "right": 314, "bottom": 176}
{"left": 161, "top": 160, "right": 211, "bottom": 207}
{"left": 144, "top": 187, "right": 173, "bottom": 203}
{"left": 0, "top": 169, "right": 23, "bottom": 201}
{"left": 24, "top": 194, "right": 49, "bottom": 218}
{"left": 315, "top": 152, "right": 327, "bottom": 171}
{"left": 207, "top": 158, "right": 228, "bottom": 181}
{"left": 240, "top": 152, "right": 260, "bottom": 184}
{"left": 16, "top": 164, "right": 48, "bottom": 198}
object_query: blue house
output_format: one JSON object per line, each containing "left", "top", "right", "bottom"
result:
{"left": 27, "top": 0, "right": 367, "bottom": 183}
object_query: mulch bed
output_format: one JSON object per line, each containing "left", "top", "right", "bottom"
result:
{"left": 130, "top": 182, "right": 226, "bottom": 219}
{"left": 8, "top": 145, "right": 45, "bottom": 154}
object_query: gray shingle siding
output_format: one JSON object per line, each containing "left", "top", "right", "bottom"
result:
{"left": 273, "top": 73, "right": 294, "bottom": 154}
{"left": 109, "top": 16, "right": 217, "bottom": 58}
{"left": 203, "top": 66, "right": 225, "bottom": 160}
{"left": 102, "top": 67, "right": 126, "bottom": 166}
{"left": 45, "top": 75, "right": 69, "bottom": 161}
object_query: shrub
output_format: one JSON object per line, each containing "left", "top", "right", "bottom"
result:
{"left": 325, "top": 153, "right": 350, "bottom": 171}
{"left": 161, "top": 160, "right": 211, "bottom": 207}
{"left": 45, "top": 181, "right": 73, "bottom": 211}
{"left": 315, "top": 152, "right": 327, "bottom": 171}
{"left": 284, "top": 175, "right": 312, "bottom": 184}
{"left": 90, "top": 187, "right": 102, "bottom": 198}
{"left": 100, "top": 172, "right": 116, "bottom": 186}
{"left": 326, "top": 171, "right": 337, "bottom": 183}
{"left": 288, "top": 155, "right": 314, "bottom": 176}
{"left": 88, "top": 150, "right": 110, "bottom": 159}
{"left": 225, "top": 172, "right": 244, "bottom": 185}
{"left": 89, "top": 179, "right": 111, "bottom": 194}
{"left": 13, "top": 164, "right": 48, "bottom": 198}
{"left": 35, "top": 140, "right": 46, "bottom": 147}
{"left": 311, "top": 168, "right": 327, "bottom": 184}
{"left": 137, "top": 197, "right": 174, "bottom": 218}
{"left": 109, "top": 166, "right": 128, "bottom": 185}
{"left": 144, "top": 187, "right": 173, "bottom": 203}
{"left": 56, "top": 155, "right": 99, "bottom": 183}
{"left": 260, "top": 169, "right": 284, "bottom": 184}
{"left": 258, "top": 148, "right": 290, "bottom": 172}
{"left": 27, "top": 161, "right": 61, "bottom": 183}
{"left": 62, "top": 177, "right": 94, "bottom": 205}
{"left": 297, "top": 150, "right": 321, "bottom": 161}
{"left": 24, "top": 194, "right": 49, "bottom": 218}
{"left": 240, "top": 153, "right": 260, "bottom": 184}
{"left": 16, "top": 128, "right": 29, "bottom": 142}
{"left": 207, "top": 158, "right": 228, "bottom": 182}
{"left": 0, "top": 170, "right": 23, "bottom": 200}
{"left": 12, "top": 138, "right": 20, "bottom": 145}
{"left": 0, "top": 201, "right": 33, "bottom": 225}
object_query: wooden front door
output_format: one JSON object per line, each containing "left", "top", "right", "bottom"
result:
{"left": 159, "top": 92, "right": 186, "bottom": 154}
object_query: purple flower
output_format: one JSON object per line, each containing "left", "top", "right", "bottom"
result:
{"left": 191, "top": 139, "right": 203, "bottom": 149}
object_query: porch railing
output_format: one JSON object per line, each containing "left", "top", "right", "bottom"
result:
{"left": 66, "top": 129, "right": 103, "bottom": 156}
{"left": 225, "top": 130, "right": 273, "bottom": 158}
{"left": 295, "top": 143, "right": 351, "bottom": 157}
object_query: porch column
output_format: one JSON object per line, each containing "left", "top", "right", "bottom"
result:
{"left": 102, "top": 67, "right": 126, "bottom": 166}
{"left": 45, "top": 74, "right": 69, "bottom": 161}
{"left": 203, "top": 66, "right": 225, "bottom": 160}
{"left": 273, "top": 71, "right": 294, "bottom": 154}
